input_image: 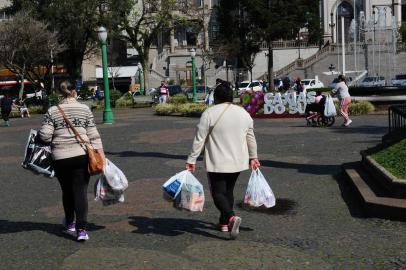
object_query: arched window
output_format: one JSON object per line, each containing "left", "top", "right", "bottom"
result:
{"left": 337, "top": 1, "right": 354, "bottom": 18}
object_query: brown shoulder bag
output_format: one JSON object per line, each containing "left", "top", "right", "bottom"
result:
{"left": 57, "top": 105, "right": 104, "bottom": 175}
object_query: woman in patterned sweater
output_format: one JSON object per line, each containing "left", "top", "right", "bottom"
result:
{"left": 39, "top": 80, "right": 105, "bottom": 241}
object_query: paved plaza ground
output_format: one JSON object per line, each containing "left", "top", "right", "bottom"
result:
{"left": 0, "top": 108, "right": 405, "bottom": 269}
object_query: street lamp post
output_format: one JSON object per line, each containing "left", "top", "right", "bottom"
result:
{"left": 190, "top": 48, "right": 197, "bottom": 102}
{"left": 137, "top": 62, "right": 144, "bottom": 95}
{"left": 97, "top": 26, "right": 114, "bottom": 124}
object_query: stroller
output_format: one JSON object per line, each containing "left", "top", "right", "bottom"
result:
{"left": 305, "top": 95, "right": 335, "bottom": 127}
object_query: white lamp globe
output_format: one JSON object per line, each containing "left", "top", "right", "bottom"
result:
{"left": 97, "top": 26, "right": 108, "bottom": 43}
{"left": 190, "top": 48, "right": 196, "bottom": 58}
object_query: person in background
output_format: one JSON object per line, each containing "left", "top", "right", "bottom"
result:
{"left": 332, "top": 74, "right": 352, "bottom": 127}
{"left": 295, "top": 77, "right": 304, "bottom": 93}
{"left": 94, "top": 86, "right": 101, "bottom": 100}
{"left": 158, "top": 82, "right": 169, "bottom": 104}
{"left": 1, "top": 94, "right": 13, "bottom": 127}
{"left": 15, "top": 99, "right": 30, "bottom": 118}
{"left": 186, "top": 79, "right": 260, "bottom": 239}
{"left": 39, "top": 80, "right": 105, "bottom": 242}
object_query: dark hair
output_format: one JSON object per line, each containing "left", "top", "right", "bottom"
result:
{"left": 316, "top": 90, "right": 322, "bottom": 96}
{"left": 214, "top": 79, "right": 233, "bottom": 104}
{"left": 338, "top": 74, "right": 347, "bottom": 84}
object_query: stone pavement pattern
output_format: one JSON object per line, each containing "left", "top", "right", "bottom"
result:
{"left": 0, "top": 108, "right": 405, "bottom": 269}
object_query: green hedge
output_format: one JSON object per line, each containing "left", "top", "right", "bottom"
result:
{"left": 28, "top": 105, "right": 45, "bottom": 114}
{"left": 371, "top": 139, "right": 406, "bottom": 179}
{"left": 349, "top": 101, "right": 375, "bottom": 115}
{"left": 115, "top": 93, "right": 134, "bottom": 108}
{"left": 334, "top": 100, "right": 375, "bottom": 115}
{"left": 155, "top": 103, "right": 206, "bottom": 117}
{"left": 155, "top": 103, "right": 176, "bottom": 115}
{"left": 168, "top": 94, "right": 188, "bottom": 105}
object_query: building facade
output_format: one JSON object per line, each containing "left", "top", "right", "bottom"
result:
{"left": 321, "top": 0, "right": 405, "bottom": 43}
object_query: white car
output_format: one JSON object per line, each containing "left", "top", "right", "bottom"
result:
{"left": 391, "top": 74, "right": 406, "bottom": 86}
{"left": 301, "top": 79, "right": 324, "bottom": 91}
{"left": 238, "top": 80, "right": 263, "bottom": 95}
{"left": 359, "top": 76, "right": 386, "bottom": 87}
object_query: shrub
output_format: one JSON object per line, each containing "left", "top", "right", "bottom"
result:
{"left": 47, "top": 92, "right": 60, "bottom": 106}
{"left": 349, "top": 101, "right": 374, "bottom": 115}
{"left": 168, "top": 94, "right": 188, "bottom": 105}
{"left": 333, "top": 100, "right": 374, "bottom": 115}
{"left": 115, "top": 93, "right": 134, "bottom": 108}
{"left": 78, "top": 85, "right": 93, "bottom": 100}
{"left": 155, "top": 103, "right": 176, "bottom": 115}
{"left": 115, "top": 98, "right": 134, "bottom": 108}
{"left": 109, "top": 89, "right": 123, "bottom": 107}
{"left": 154, "top": 103, "right": 206, "bottom": 116}
{"left": 28, "top": 105, "right": 45, "bottom": 114}
{"left": 177, "top": 103, "right": 206, "bottom": 117}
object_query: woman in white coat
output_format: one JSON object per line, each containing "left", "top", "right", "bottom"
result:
{"left": 186, "top": 80, "right": 260, "bottom": 239}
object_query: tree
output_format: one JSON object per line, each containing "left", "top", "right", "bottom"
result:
{"left": 110, "top": 0, "right": 205, "bottom": 91}
{"left": 251, "top": 0, "right": 323, "bottom": 89}
{"left": 9, "top": 0, "right": 114, "bottom": 79}
{"left": 213, "top": 0, "right": 260, "bottom": 85}
{"left": 0, "top": 12, "right": 64, "bottom": 98}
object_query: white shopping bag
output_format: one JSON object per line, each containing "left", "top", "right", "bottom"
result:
{"left": 103, "top": 159, "right": 128, "bottom": 191}
{"left": 244, "top": 169, "right": 276, "bottom": 208}
{"left": 178, "top": 172, "right": 205, "bottom": 212}
{"left": 94, "top": 176, "right": 125, "bottom": 206}
{"left": 324, "top": 95, "right": 337, "bottom": 117}
{"left": 162, "top": 170, "right": 189, "bottom": 200}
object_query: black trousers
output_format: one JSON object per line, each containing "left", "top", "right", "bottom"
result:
{"left": 1, "top": 109, "right": 11, "bottom": 121}
{"left": 208, "top": 172, "right": 240, "bottom": 225}
{"left": 53, "top": 155, "right": 90, "bottom": 230}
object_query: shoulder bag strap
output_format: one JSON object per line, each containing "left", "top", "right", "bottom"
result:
{"left": 56, "top": 105, "right": 86, "bottom": 145}
{"left": 206, "top": 103, "right": 231, "bottom": 139}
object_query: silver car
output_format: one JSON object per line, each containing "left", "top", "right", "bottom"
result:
{"left": 391, "top": 74, "right": 406, "bottom": 86}
{"left": 359, "top": 76, "right": 386, "bottom": 87}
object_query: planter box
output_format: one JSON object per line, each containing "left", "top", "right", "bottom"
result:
{"left": 362, "top": 155, "right": 406, "bottom": 199}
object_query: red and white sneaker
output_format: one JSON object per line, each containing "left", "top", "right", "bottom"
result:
{"left": 228, "top": 216, "right": 242, "bottom": 239}
{"left": 218, "top": 224, "right": 229, "bottom": 232}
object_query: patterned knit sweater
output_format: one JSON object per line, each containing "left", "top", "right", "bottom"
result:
{"left": 39, "top": 98, "right": 103, "bottom": 160}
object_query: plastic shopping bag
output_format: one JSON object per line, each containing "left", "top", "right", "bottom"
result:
{"left": 103, "top": 159, "right": 128, "bottom": 191}
{"left": 94, "top": 176, "right": 125, "bottom": 206}
{"left": 178, "top": 172, "right": 205, "bottom": 212}
{"left": 324, "top": 95, "right": 337, "bottom": 117}
{"left": 22, "top": 129, "right": 55, "bottom": 178}
{"left": 162, "top": 170, "right": 188, "bottom": 200}
{"left": 244, "top": 169, "right": 276, "bottom": 208}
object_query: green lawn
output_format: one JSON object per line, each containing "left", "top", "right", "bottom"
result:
{"left": 371, "top": 139, "right": 406, "bottom": 179}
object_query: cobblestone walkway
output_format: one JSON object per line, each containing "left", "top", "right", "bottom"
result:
{"left": 0, "top": 108, "right": 405, "bottom": 269}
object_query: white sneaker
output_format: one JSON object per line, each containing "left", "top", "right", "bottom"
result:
{"left": 345, "top": 119, "right": 353, "bottom": 127}
{"left": 228, "top": 216, "right": 242, "bottom": 240}
{"left": 77, "top": 229, "right": 89, "bottom": 241}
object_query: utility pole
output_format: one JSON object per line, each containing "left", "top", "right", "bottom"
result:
{"left": 267, "top": 0, "right": 274, "bottom": 91}
{"left": 341, "top": 16, "right": 346, "bottom": 75}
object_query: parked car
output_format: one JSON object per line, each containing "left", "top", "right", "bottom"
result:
{"left": 152, "top": 85, "right": 185, "bottom": 103}
{"left": 391, "top": 74, "right": 406, "bottom": 86}
{"left": 238, "top": 80, "right": 263, "bottom": 95}
{"left": 359, "top": 76, "right": 386, "bottom": 87}
{"left": 301, "top": 78, "right": 324, "bottom": 91}
{"left": 186, "top": 86, "right": 211, "bottom": 100}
